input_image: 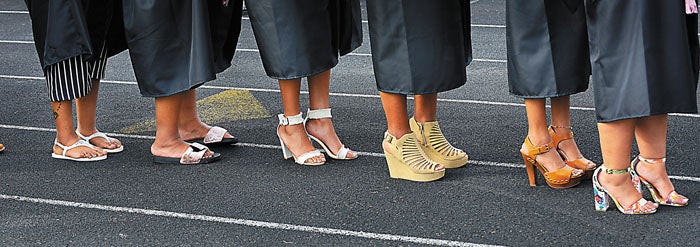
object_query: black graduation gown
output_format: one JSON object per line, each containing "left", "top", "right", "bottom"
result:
{"left": 586, "top": 0, "right": 699, "bottom": 122}
{"left": 506, "top": 0, "right": 590, "bottom": 98}
{"left": 25, "top": 0, "right": 126, "bottom": 70}
{"left": 245, "top": 0, "right": 363, "bottom": 80}
{"left": 122, "top": 0, "right": 243, "bottom": 98}
{"left": 366, "top": 0, "right": 472, "bottom": 95}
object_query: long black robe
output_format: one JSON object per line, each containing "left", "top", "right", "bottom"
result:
{"left": 122, "top": 0, "right": 243, "bottom": 97}
{"left": 25, "top": 0, "right": 126, "bottom": 70}
{"left": 586, "top": 0, "right": 699, "bottom": 122}
{"left": 506, "top": 0, "right": 590, "bottom": 98}
{"left": 366, "top": 0, "right": 472, "bottom": 95}
{"left": 245, "top": 0, "right": 363, "bottom": 80}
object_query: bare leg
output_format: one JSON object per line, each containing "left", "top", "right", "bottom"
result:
{"left": 634, "top": 114, "right": 678, "bottom": 199}
{"left": 413, "top": 94, "right": 437, "bottom": 122}
{"left": 522, "top": 98, "right": 567, "bottom": 172}
{"left": 278, "top": 78, "right": 325, "bottom": 163}
{"left": 177, "top": 89, "right": 234, "bottom": 141}
{"left": 52, "top": 100, "right": 105, "bottom": 158}
{"left": 550, "top": 96, "right": 594, "bottom": 169}
{"left": 597, "top": 119, "right": 657, "bottom": 211}
{"left": 305, "top": 70, "right": 356, "bottom": 158}
{"left": 75, "top": 79, "right": 122, "bottom": 150}
{"left": 151, "top": 93, "right": 213, "bottom": 158}
{"left": 380, "top": 92, "right": 411, "bottom": 138}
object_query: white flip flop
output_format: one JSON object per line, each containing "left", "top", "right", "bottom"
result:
{"left": 76, "top": 131, "right": 124, "bottom": 153}
{"left": 52, "top": 139, "right": 107, "bottom": 162}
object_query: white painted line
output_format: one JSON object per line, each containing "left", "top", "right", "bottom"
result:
{"left": 1, "top": 123, "right": 698, "bottom": 182}
{"left": 0, "top": 194, "right": 500, "bottom": 247}
{"left": 0, "top": 10, "right": 27, "bottom": 14}
{"left": 4, "top": 74, "right": 700, "bottom": 118}
{"left": 0, "top": 40, "right": 34, "bottom": 44}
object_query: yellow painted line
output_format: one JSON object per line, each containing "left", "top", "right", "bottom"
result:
{"left": 119, "top": 90, "right": 270, "bottom": 134}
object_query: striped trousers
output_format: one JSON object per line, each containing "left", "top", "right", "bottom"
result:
{"left": 44, "top": 43, "right": 109, "bottom": 102}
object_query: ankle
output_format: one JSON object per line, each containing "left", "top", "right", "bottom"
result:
{"left": 388, "top": 129, "right": 411, "bottom": 139}
{"left": 56, "top": 135, "right": 81, "bottom": 145}
{"left": 526, "top": 132, "right": 551, "bottom": 146}
{"left": 76, "top": 128, "right": 98, "bottom": 136}
{"left": 550, "top": 125, "right": 572, "bottom": 133}
{"left": 599, "top": 172, "right": 632, "bottom": 187}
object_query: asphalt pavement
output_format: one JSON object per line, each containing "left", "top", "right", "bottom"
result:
{"left": 0, "top": 0, "right": 698, "bottom": 246}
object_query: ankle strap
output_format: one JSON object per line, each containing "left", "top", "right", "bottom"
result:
{"left": 637, "top": 156, "right": 666, "bottom": 164}
{"left": 307, "top": 108, "right": 332, "bottom": 120}
{"left": 278, "top": 113, "right": 304, "bottom": 126}
{"left": 600, "top": 165, "right": 630, "bottom": 174}
{"left": 550, "top": 125, "right": 572, "bottom": 129}
{"left": 523, "top": 137, "right": 551, "bottom": 156}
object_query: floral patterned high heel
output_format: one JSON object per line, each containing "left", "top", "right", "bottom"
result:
{"left": 630, "top": 156, "right": 689, "bottom": 207}
{"left": 592, "top": 165, "right": 658, "bottom": 214}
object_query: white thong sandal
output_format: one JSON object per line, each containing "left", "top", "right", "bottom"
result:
{"left": 76, "top": 131, "right": 124, "bottom": 153}
{"left": 52, "top": 139, "right": 107, "bottom": 162}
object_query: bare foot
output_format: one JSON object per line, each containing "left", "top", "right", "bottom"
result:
{"left": 54, "top": 136, "right": 107, "bottom": 159}
{"left": 278, "top": 124, "right": 325, "bottom": 164}
{"left": 635, "top": 158, "right": 686, "bottom": 203}
{"left": 598, "top": 172, "right": 658, "bottom": 212}
{"left": 151, "top": 139, "right": 215, "bottom": 159}
{"left": 305, "top": 118, "right": 357, "bottom": 159}
{"left": 551, "top": 127, "right": 596, "bottom": 170}
{"left": 77, "top": 130, "right": 122, "bottom": 151}
{"left": 179, "top": 122, "right": 234, "bottom": 141}
{"left": 522, "top": 135, "right": 583, "bottom": 176}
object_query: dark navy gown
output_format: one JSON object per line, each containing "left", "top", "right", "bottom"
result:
{"left": 586, "top": 0, "right": 699, "bottom": 122}
{"left": 366, "top": 0, "right": 472, "bottom": 95}
{"left": 122, "top": 0, "right": 243, "bottom": 97}
{"left": 245, "top": 0, "right": 362, "bottom": 80}
{"left": 507, "top": 0, "right": 590, "bottom": 98}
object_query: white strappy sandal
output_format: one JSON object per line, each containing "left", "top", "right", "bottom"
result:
{"left": 52, "top": 139, "right": 107, "bottom": 162}
{"left": 277, "top": 113, "right": 325, "bottom": 166}
{"left": 76, "top": 131, "right": 124, "bottom": 153}
{"left": 304, "top": 109, "right": 357, "bottom": 160}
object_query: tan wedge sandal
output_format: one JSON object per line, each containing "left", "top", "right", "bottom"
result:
{"left": 409, "top": 117, "right": 468, "bottom": 168}
{"left": 383, "top": 132, "right": 445, "bottom": 182}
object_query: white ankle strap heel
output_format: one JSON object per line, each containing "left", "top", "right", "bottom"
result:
{"left": 304, "top": 109, "right": 357, "bottom": 160}
{"left": 277, "top": 113, "right": 325, "bottom": 166}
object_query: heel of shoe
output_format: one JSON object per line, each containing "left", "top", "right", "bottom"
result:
{"left": 522, "top": 153, "right": 537, "bottom": 187}
{"left": 278, "top": 136, "right": 293, "bottom": 160}
{"left": 384, "top": 151, "right": 444, "bottom": 182}
{"left": 593, "top": 184, "right": 610, "bottom": 212}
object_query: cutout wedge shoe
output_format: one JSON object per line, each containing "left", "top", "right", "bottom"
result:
{"left": 548, "top": 126, "right": 596, "bottom": 179}
{"left": 277, "top": 113, "right": 325, "bottom": 166}
{"left": 304, "top": 108, "right": 357, "bottom": 160}
{"left": 521, "top": 137, "right": 582, "bottom": 189}
{"left": 409, "top": 117, "right": 468, "bottom": 168}
{"left": 630, "top": 156, "right": 689, "bottom": 206}
{"left": 592, "top": 165, "right": 658, "bottom": 214}
{"left": 383, "top": 132, "right": 445, "bottom": 182}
